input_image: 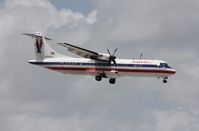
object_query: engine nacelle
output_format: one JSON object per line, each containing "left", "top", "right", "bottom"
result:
{"left": 97, "top": 53, "right": 110, "bottom": 61}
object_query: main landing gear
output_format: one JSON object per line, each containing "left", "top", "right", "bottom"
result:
{"left": 95, "top": 75, "right": 102, "bottom": 81}
{"left": 163, "top": 79, "right": 167, "bottom": 83}
{"left": 109, "top": 78, "right": 116, "bottom": 84}
{"left": 95, "top": 75, "right": 116, "bottom": 84}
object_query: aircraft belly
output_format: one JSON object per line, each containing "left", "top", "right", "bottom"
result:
{"left": 119, "top": 72, "right": 170, "bottom": 78}
{"left": 63, "top": 70, "right": 95, "bottom": 75}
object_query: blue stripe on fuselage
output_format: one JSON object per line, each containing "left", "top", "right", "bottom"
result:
{"left": 29, "top": 61, "right": 172, "bottom": 69}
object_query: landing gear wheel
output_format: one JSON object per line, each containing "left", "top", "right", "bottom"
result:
{"left": 95, "top": 75, "right": 102, "bottom": 81}
{"left": 163, "top": 79, "right": 167, "bottom": 83}
{"left": 109, "top": 78, "right": 116, "bottom": 84}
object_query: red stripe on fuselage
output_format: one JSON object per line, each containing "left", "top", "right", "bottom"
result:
{"left": 46, "top": 67, "right": 176, "bottom": 74}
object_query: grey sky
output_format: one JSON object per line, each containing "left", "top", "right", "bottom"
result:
{"left": 49, "top": 0, "right": 93, "bottom": 14}
{"left": 0, "top": 0, "right": 199, "bottom": 131}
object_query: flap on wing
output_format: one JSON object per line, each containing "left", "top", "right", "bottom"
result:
{"left": 57, "top": 43, "right": 100, "bottom": 59}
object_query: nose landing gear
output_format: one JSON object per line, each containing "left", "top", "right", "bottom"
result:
{"left": 163, "top": 79, "right": 167, "bottom": 83}
{"left": 162, "top": 77, "right": 168, "bottom": 84}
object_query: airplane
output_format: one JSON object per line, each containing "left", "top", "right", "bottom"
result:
{"left": 24, "top": 32, "right": 176, "bottom": 84}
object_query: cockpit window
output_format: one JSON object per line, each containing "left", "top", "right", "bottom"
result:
{"left": 159, "top": 63, "right": 164, "bottom": 67}
{"left": 159, "top": 63, "right": 171, "bottom": 68}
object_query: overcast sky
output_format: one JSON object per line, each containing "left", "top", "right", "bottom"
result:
{"left": 0, "top": 0, "right": 199, "bottom": 131}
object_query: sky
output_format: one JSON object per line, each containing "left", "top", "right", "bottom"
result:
{"left": 0, "top": 0, "right": 199, "bottom": 131}
{"left": 49, "top": 0, "right": 93, "bottom": 14}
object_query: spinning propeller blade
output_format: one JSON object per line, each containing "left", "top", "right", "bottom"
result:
{"left": 107, "top": 48, "right": 118, "bottom": 66}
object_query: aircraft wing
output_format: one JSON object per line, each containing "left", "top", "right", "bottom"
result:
{"left": 57, "top": 43, "right": 103, "bottom": 61}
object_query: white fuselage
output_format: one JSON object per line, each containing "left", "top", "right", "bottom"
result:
{"left": 29, "top": 57, "right": 176, "bottom": 79}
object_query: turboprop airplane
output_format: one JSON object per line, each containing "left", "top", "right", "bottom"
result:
{"left": 24, "top": 32, "right": 176, "bottom": 84}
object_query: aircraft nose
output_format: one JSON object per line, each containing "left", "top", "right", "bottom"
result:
{"left": 172, "top": 69, "right": 176, "bottom": 74}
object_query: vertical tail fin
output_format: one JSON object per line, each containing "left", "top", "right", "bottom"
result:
{"left": 23, "top": 32, "right": 58, "bottom": 60}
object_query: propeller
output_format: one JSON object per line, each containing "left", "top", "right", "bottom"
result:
{"left": 107, "top": 48, "right": 118, "bottom": 66}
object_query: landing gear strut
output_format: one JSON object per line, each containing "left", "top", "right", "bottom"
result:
{"left": 109, "top": 78, "right": 116, "bottom": 84}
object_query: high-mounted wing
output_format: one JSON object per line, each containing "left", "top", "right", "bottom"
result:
{"left": 57, "top": 43, "right": 118, "bottom": 66}
{"left": 57, "top": 43, "right": 101, "bottom": 60}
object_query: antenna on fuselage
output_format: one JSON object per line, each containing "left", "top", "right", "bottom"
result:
{"left": 139, "top": 52, "right": 143, "bottom": 59}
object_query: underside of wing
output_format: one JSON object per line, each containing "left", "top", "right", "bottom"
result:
{"left": 57, "top": 43, "right": 107, "bottom": 61}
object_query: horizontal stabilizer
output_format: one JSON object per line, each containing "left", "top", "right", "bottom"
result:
{"left": 23, "top": 32, "right": 52, "bottom": 40}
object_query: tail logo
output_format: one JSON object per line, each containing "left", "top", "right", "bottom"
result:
{"left": 36, "top": 39, "right": 43, "bottom": 53}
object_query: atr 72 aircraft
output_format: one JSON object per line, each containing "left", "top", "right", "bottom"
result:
{"left": 24, "top": 32, "right": 176, "bottom": 84}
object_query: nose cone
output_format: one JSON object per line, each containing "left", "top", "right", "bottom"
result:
{"left": 171, "top": 68, "right": 176, "bottom": 74}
